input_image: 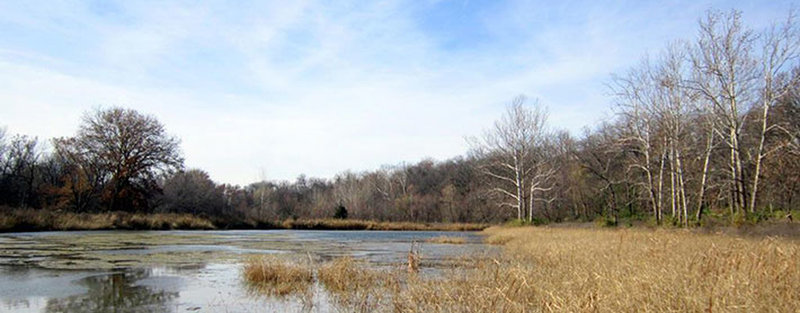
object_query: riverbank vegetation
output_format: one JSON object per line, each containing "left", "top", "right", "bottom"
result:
{"left": 0, "top": 207, "right": 488, "bottom": 232}
{"left": 402, "top": 226, "right": 800, "bottom": 312}
{"left": 1, "top": 9, "right": 799, "bottom": 231}
{"left": 243, "top": 226, "right": 800, "bottom": 312}
{"left": 425, "top": 236, "right": 467, "bottom": 244}
{"left": 0, "top": 208, "right": 215, "bottom": 231}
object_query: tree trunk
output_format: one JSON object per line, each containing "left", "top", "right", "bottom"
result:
{"left": 696, "top": 127, "right": 714, "bottom": 221}
{"left": 750, "top": 98, "right": 770, "bottom": 213}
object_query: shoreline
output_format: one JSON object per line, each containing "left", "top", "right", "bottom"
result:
{"left": 0, "top": 209, "right": 490, "bottom": 233}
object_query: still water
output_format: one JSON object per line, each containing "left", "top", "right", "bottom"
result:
{"left": 0, "top": 230, "right": 493, "bottom": 312}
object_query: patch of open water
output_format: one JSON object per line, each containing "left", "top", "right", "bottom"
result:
{"left": 0, "top": 230, "right": 495, "bottom": 312}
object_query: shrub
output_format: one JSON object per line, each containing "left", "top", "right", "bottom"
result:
{"left": 333, "top": 205, "right": 348, "bottom": 219}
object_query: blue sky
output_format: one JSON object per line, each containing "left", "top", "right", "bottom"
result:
{"left": 0, "top": 0, "right": 795, "bottom": 185}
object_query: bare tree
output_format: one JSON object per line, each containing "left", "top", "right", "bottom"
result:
{"left": 0, "top": 127, "right": 7, "bottom": 173}
{"left": 56, "top": 107, "right": 183, "bottom": 212}
{"left": 748, "top": 12, "right": 800, "bottom": 213}
{"left": 611, "top": 57, "right": 666, "bottom": 224}
{"left": 160, "top": 169, "right": 224, "bottom": 215}
{"left": 0, "top": 135, "right": 40, "bottom": 208}
{"left": 690, "top": 10, "right": 758, "bottom": 215}
{"left": 470, "top": 96, "right": 550, "bottom": 222}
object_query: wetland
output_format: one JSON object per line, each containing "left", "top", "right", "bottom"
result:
{"left": 0, "top": 230, "right": 494, "bottom": 313}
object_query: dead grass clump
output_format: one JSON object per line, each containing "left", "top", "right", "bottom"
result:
{"left": 426, "top": 236, "right": 467, "bottom": 244}
{"left": 318, "top": 257, "right": 379, "bottom": 292}
{"left": 482, "top": 226, "right": 527, "bottom": 245}
{"left": 318, "top": 257, "right": 394, "bottom": 312}
{"left": 243, "top": 256, "right": 313, "bottom": 296}
{"left": 483, "top": 234, "right": 514, "bottom": 245}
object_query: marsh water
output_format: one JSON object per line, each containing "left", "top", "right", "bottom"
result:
{"left": 0, "top": 230, "right": 493, "bottom": 312}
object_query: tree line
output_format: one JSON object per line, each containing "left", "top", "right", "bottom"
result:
{"left": 1, "top": 9, "right": 798, "bottom": 226}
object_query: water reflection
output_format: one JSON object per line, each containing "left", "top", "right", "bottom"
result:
{"left": 44, "top": 271, "right": 178, "bottom": 313}
{"left": 0, "top": 230, "right": 494, "bottom": 312}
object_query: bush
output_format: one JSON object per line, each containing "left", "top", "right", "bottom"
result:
{"left": 531, "top": 217, "right": 549, "bottom": 226}
{"left": 504, "top": 219, "right": 529, "bottom": 227}
{"left": 594, "top": 215, "right": 617, "bottom": 227}
{"left": 333, "top": 205, "right": 348, "bottom": 219}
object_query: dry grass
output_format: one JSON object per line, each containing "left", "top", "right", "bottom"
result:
{"left": 242, "top": 256, "right": 313, "bottom": 296}
{"left": 425, "top": 236, "right": 467, "bottom": 244}
{"left": 0, "top": 208, "right": 487, "bottom": 232}
{"left": 281, "top": 218, "right": 489, "bottom": 231}
{"left": 318, "top": 257, "right": 381, "bottom": 292}
{"left": 480, "top": 226, "right": 517, "bottom": 245}
{"left": 318, "top": 257, "right": 393, "bottom": 311}
{"left": 243, "top": 255, "right": 392, "bottom": 311}
{"left": 0, "top": 208, "right": 215, "bottom": 232}
{"left": 236, "top": 225, "right": 800, "bottom": 312}
{"left": 392, "top": 226, "right": 800, "bottom": 312}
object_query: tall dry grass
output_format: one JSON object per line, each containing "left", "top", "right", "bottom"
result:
{"left": 425, "top": 236, "right": 467, "bottom": 244}
{"left": 318, "top": 257, "right": 393, "bottom": 311}
{"left": 280, "top": 218, "right": 489, "bottom": 231}
{"left": 393, "top": 226, "right": 800, "bottom": 312}
{"left": 242, "top": 256, "right": 314, "bottom": 296}
{"left": 0, "top": 208, "right": 487, "bottom": 232}
{"left": 243, "top": 255, "right": 393, "bottom": 312}
{"left": 0, "top": 208, "right": 215, "bottom": 232}
{"left": 241, "top": 227, "right": 800, "bottom": 311}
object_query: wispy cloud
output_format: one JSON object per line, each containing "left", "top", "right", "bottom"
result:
{"left": 0, "top": 0, "right": 795, "bottom": 184}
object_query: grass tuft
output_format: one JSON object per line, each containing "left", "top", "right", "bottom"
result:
{"left": 318, "top": 257, "right": 379, "bottom": 293}
{"left": 318, "top": 257, "right": 394, "bottom": 312}
{"left": 242, "top": 256, "right": 313, "bottom": 296}
{"left": 425, "top": 236, "right": 467, "bottom": 244}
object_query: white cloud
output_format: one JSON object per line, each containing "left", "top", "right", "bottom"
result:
{"left": 1, "top": 0, "right": 795, "bottom": 184}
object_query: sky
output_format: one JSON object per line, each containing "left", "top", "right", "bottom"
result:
{"left": 0, "top": 0, "right": 796, "bottom": 185}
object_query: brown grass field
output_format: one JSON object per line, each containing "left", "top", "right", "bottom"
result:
{"left": 244, "top": 225, "right": 800, "bottom": 312}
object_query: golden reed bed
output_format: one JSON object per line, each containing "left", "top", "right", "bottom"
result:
{"left": 244, "top": 226, "right": 800, "bottom": 312}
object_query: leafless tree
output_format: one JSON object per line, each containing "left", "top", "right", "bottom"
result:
{"left": 55, "top": 107, "right": 183, "bottom": 212}
{"left": 160, "top": 169, "right": 224, "bottom": 215}
{"left": 690, "top": 10, "right": 759, "bottom": 214}
{"left": 470, "top": 96, "right": 551, "bottom": 222}
{"left": 748, "top": 12, "right": 800, "bottom": 213}
{"left": 611, "top": 57, "right": 667, "bottom": 223}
